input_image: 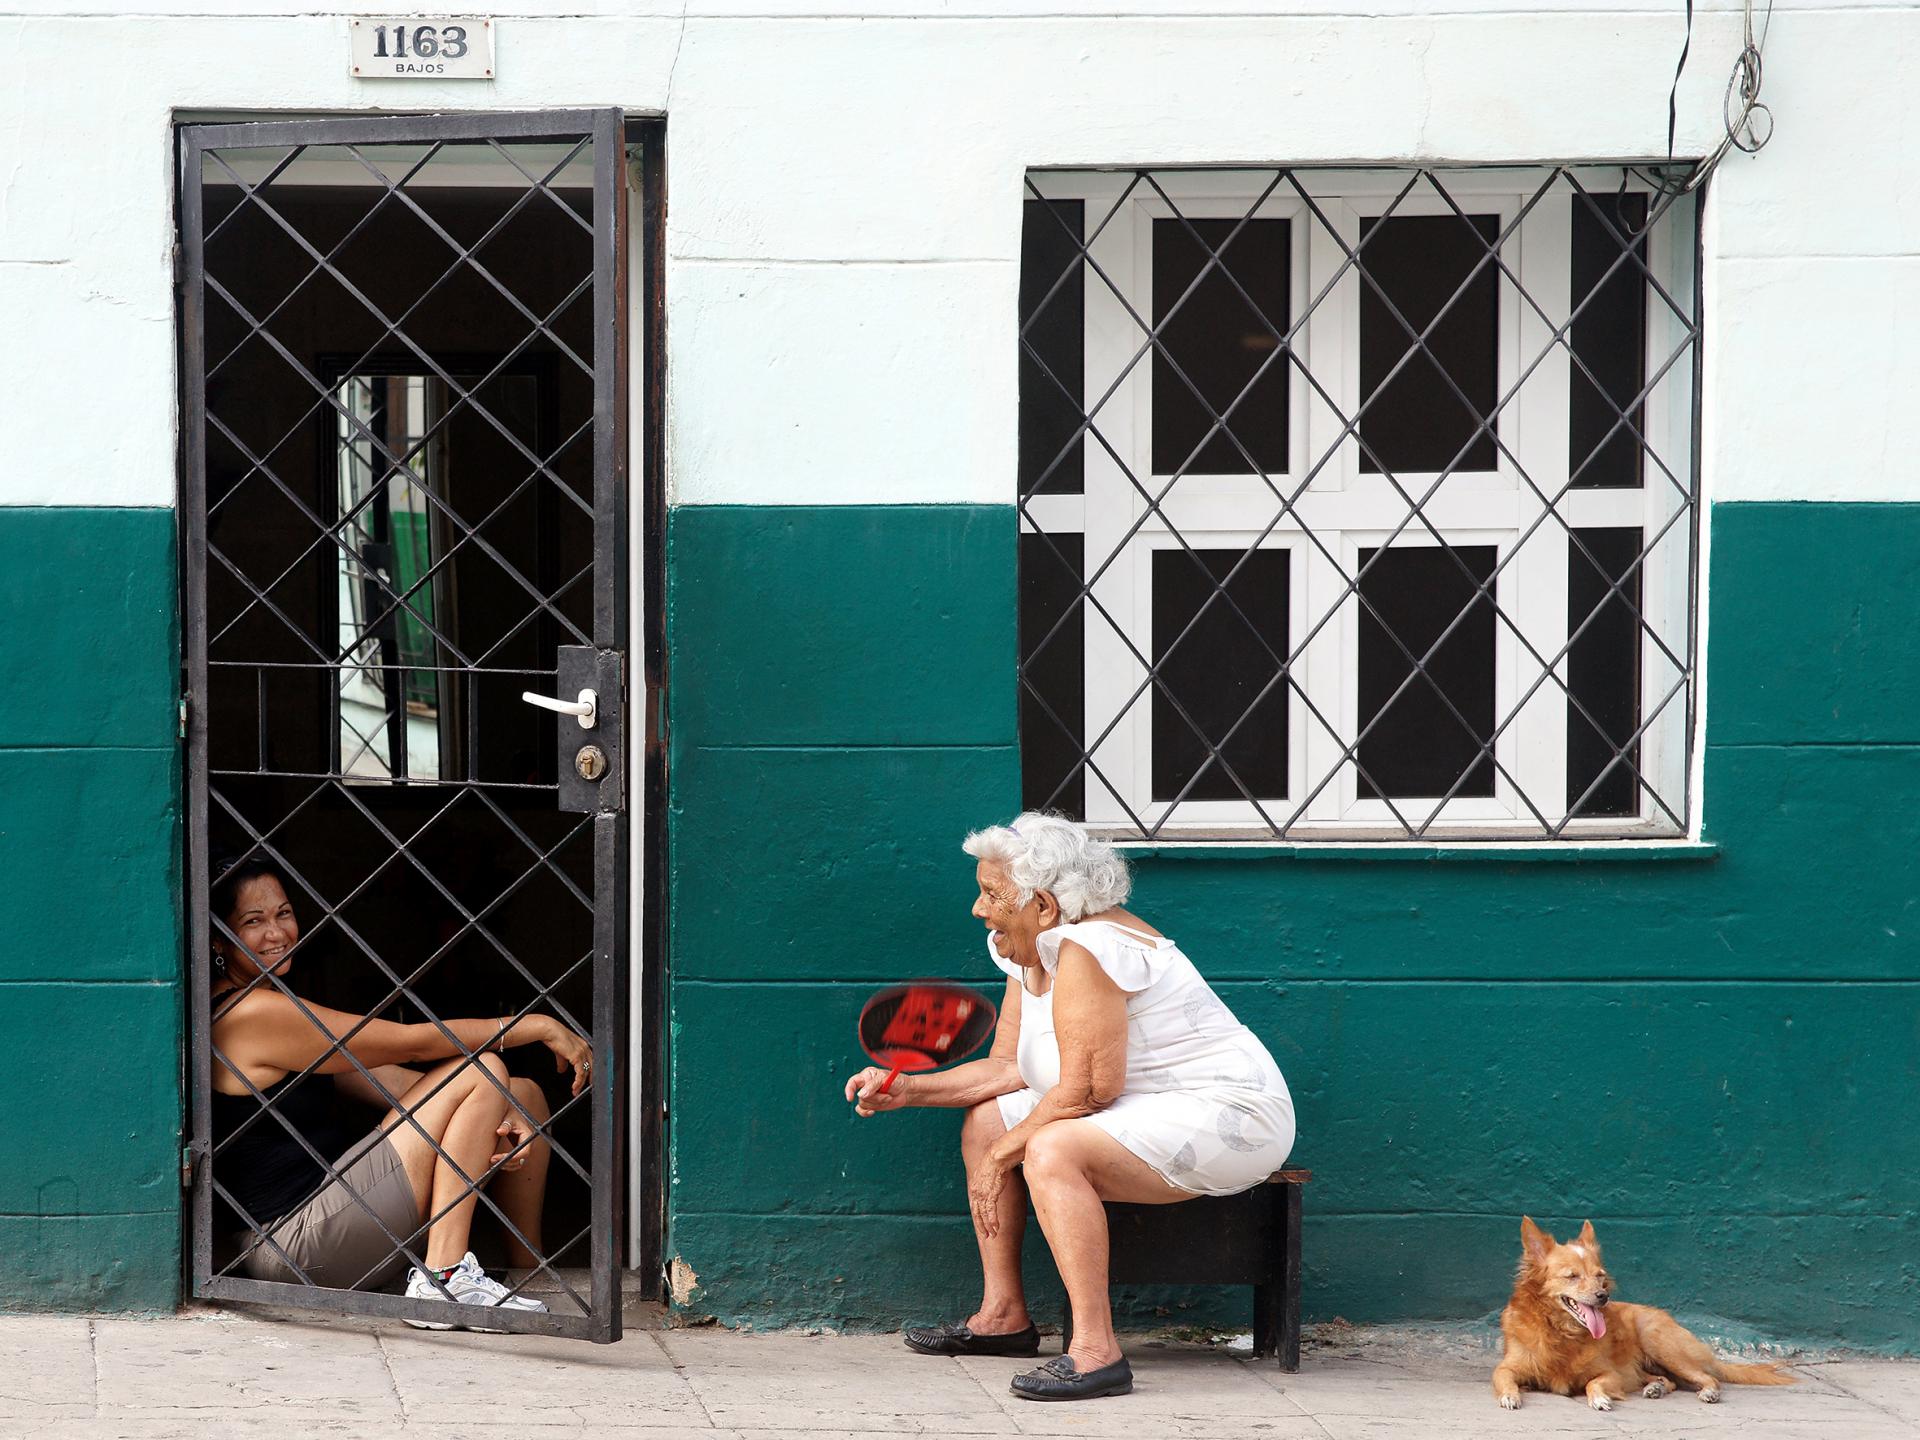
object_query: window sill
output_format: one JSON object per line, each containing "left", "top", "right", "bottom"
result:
{"left": 1115, "top": 840, "right": 1720, "bottom": 864}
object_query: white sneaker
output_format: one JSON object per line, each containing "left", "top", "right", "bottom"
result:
{"left": 453, "top": 1251, "right": 548, "bottom": 1313}
{"left": 403, "top": 1251, "right": 549, "bottom": 1330}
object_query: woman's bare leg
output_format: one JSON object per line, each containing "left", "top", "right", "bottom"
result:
{"left": 378, "top": 1051, "right": 514, "bottom": 1270}
{"left": 332, "top": 1063, "right": 421, "bottom": 1112}
{"left": 962, "top": 1100, "right": 1032, "bottom": 1333}
{"left": 1021, "top": 1120, "right": 1190, "bottom": 1370}
{"left": 491, "top": 1077, "right": 552, "bottom": 1269}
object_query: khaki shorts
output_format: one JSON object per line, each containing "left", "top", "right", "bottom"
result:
{"left": 241, "top": 1128, "right": 421, "bottom": 1291}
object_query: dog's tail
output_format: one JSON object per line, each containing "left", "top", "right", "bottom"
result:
{"left": 1713, "top": 1360, "right": 1798, "bottom": 1386}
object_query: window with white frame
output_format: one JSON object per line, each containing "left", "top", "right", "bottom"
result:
{"left": 1017, "top": 168, "right": 1701, "bottom": 840}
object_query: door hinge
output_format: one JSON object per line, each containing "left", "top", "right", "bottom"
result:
{"left": 180, "top": 1145, "right": 194, "bottom": 1191}
{"left": 171, "top": 241, "right": 183, "bottom": 290}
{"left": 178, "top": 695, "right": 189, "bottom": 741}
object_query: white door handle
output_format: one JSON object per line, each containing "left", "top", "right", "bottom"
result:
{"left": 521, "top": 687, "right": 598, "bottom": 730}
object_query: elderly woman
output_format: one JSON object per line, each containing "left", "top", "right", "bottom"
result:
{"left": 844, "top": 812, "right": 1295, "bottom": 1400}
{"left": 209, "top": 854, "right": 591, "bottom": 1327}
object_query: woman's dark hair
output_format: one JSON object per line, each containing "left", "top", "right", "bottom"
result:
{"left": 210, "top": 851, "right": 287, "bottom": 924}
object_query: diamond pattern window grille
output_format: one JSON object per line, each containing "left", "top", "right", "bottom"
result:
{"left": 1018, "top": 167, "right": 1703, "bottom": 841}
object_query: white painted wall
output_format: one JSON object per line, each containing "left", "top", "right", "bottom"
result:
{"left": 2, "top": 2, "right": 1915, "bottom": 508}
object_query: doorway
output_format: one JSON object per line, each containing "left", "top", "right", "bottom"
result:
{"left": 177, "top": 110, "right": 661, "bottom": 1341}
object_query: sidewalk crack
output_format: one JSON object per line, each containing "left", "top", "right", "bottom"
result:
{"left": 955, "top": 1352, "right": 1019, "bottom": 1429}
{"left": 1238, "top": 1353, "right": 1338, "bottom": 1439}
{"left": 1791, "top": 1361, "right": 1912, "bottom": 1426}
{"left": 87, "top": 1318, "right": 100, "bottom": 1419}
{"left": 373, "top": 1330, "right": 407, "bottom": 1425}
{"left": 645, "top": 1329, "right": 721, "bottom": 1430}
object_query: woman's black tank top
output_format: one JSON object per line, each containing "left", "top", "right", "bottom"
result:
{"left": 211, "top": 1073, "right": 354, "bottom": 1232}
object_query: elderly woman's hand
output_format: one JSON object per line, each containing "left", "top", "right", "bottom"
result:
{"left": 968, "top": 1148, "right": 1014, "bottom": 1238}
{"left": 843, "top": 1067, "right": 912, "bottom": 1117}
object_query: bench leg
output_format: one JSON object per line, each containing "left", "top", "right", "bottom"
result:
{"left": 1279, "top": 1182, "right": 1302, "bottom": 1372}
{"left": 1061, "top": 1309, "right": 1073, "bottom": 1356}
{"left": 1252, "top": 1182, "right": 1281, "bottom": 1359}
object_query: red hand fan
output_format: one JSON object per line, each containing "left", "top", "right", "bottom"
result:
{"left": 857, "top": 982, "right": 999, "bottom": 1096}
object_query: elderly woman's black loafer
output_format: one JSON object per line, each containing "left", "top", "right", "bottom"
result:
{"left": 1009, "top": 1354, "right": 1134, "bottom": 1400}
{"left": 903, "top": 1320, "right": 1041, "bottom": 1357}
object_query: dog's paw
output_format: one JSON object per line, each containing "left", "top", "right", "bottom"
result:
{"left": 1589, "top": 1394, "right": 1613, "bottom": 1412}
{"left": 1643, "top": 1380, "right": 1669, "bottom": 1399}
{"left": 1497, "top": 1393, "right": 1521, "bottom": 1411}
{"left": 1699, "top": 1386, "right": 1721, "bottom": 1404}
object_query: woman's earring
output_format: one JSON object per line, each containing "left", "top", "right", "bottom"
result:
{"left": 211, "top": 949, "right": 228, "bottom": 975}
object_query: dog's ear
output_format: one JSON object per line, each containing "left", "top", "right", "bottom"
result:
{"left": 1520, "top": 1216, "right": 1553, "bottom": 1260}
{"left": 1577, "top": 1219, "right": 1598, "bottom": 1248}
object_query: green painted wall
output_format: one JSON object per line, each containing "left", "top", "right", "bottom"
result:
{"left": 4, "top": 497, "right": 1908, "bottom": 1342}
{"left": 0, "top": 507, "right": 183, "bottom": 1312}
{"left": 665, "top": 501, "right": 1920, "bottom": 1352}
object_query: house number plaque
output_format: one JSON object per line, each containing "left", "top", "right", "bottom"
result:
{"left": 350, "top": 18, "right": 495, "bottom": 79}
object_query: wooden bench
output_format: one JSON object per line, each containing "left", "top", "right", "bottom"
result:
{"left": 1063, "top": 1167, "right": 1310, "bottom": 1371}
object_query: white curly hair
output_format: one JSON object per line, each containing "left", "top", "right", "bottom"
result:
{"left": 961, "top": 811, "right": 1131, "bottom": 921}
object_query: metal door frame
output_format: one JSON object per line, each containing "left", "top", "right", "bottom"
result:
{"left": 177, "top": 108, "right": 650, "bottom": 1340}
{"left": 627, "top": 115, "right": 669, "bottom": 1294}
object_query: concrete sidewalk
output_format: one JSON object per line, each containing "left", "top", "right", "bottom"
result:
{"left": 0, "top": 1308, "right": 1913, "bottom": 1440}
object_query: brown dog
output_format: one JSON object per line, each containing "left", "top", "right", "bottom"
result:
{"left": 1492, "top": 1217, "right": 1796, "bottom": 1411}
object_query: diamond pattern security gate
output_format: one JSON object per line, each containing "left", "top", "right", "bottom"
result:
{"left": 179, "top": 111, "right": 631, "bottom": 1340}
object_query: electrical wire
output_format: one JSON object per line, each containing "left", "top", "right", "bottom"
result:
{"left": 1636, "top": 0, "right": 1775, "bottom": 197}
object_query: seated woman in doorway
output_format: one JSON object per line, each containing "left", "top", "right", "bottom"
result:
{"left": 843, "top": 813, "right": 1295, "bottom": 1401}
{"left": 208, "top": 853, "right": 592, "bottom": 1327}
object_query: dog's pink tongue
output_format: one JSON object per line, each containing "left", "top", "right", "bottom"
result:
{"left": 1574, "top": 1301, "right": 1606, "bottom": 1339}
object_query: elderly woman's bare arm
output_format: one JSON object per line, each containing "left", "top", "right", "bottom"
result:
{"left": 846, "top": 977, "right": 1026, "bottom": 1113}
{"left": 983, "top": 943, "right": 1127, "bottom": 1165}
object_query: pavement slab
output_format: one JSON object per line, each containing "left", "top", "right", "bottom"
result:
{"left": 90, "top": 1310, "right": 402, "bottom": 1426}
{"left": 0, "top": 1310, "right": 1912, "bottom": 1439}
{"left": 379, "top": 1323, "right": 709, "bottom": 1429}
{"left": 0, "top": 1316, "right": 94, "bottom": 1421}
{"left": 1817, "top": 1360, "right": 1920, "bottom": 1428}
{"left": 36, "top": 1428, "right": 733, "bottom": 1440}
{"left": 655, "top": 1331, "right": 932, "bottom": 1372}
{"left": 1311, "top": 1422, "right": 1623, "bottom": 1440}
{"left": 1259, "top": 1348, "right": 1908, "bottom": 1438}
{"left": 659, "top": 1330, "right": 1020, "bottom": 1433}
{"left": 1267, "top": 1353, "right": 1507, "bottom": 1421}
{"left": 956, "top": 1344, "right": 1323, "bottom": 1439}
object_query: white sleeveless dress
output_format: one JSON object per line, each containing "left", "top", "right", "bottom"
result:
{"left": 991, "top": 920, "right": 1296, "bottom": 1196}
